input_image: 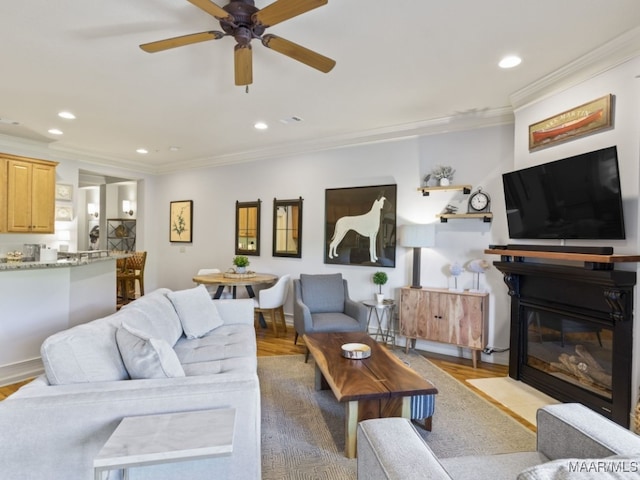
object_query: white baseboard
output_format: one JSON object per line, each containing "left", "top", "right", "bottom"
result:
{"left": 0, "top": 357, "right": 44, "bottom": 387}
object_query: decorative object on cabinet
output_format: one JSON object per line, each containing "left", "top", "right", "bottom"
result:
{"left": 55, "top": 205, "right": 73, "bottom": 221}
{"left": 55, "top": 184, "right": 73, "bottom": 201}
{"left": 398, "top": 224, "right": 435, "bottom": 289}
{"left": 107, "top": 219, "right": 136, "bottom": 251}
{"left": 466, "top": 259, "right": 490, "bottom": 292}
{"left": 236, "top": 200, "right": 260, "bottom": 255}
{"left": 273, "top": 197, "right": 302, "bottom": 258}
{"left": 170, "top": 200, "right": 193, "bottom": 243}
{"left": 467, "top": 187, "right": 491, "bottom": 213}
{"left": 325, "top": 184, "right": 396, "bottom": 267}
{"left": 400, "top": 287, "right": 488, "bottom": 368}
{"left": 448, "top": 262, "right": 464, "bottom": 292}
{"left": 372, "top": 271, "right": 388, "bottom": 304}
{"left": 528, "top": 94, "right": 612, "bottom": 151}
{"left": 87, "top": 203, "right": 99, "bottom": 218}
{"left": 122, "top": 200, "right": 134, "bottom": 216}
{"left": 1, "top": 153, "right": 58, "bottom": 233}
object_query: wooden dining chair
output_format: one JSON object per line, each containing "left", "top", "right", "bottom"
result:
{"left": 117, "top": 252, "right": 147, "bottom": 305}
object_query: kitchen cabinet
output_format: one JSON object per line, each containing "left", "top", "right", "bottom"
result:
{"left": 399, "top": 287, "right": 488, "bottom": 367}
{"left": 1, "top": 154, "right": 58, "bottom": 233}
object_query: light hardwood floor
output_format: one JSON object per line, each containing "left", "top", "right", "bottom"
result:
{"left": 1, "top": 325, "right": 532, "bottom": 432}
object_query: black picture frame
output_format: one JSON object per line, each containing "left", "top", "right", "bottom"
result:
{"left": 169, "top": 200, "right": 193, "bottom": 243}
{"left": 324, "top": 184, "right": 396, "bottom": 267}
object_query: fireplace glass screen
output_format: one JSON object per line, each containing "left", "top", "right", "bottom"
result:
{"left": 524, "top": 306, "right": 612, "bottom": 400}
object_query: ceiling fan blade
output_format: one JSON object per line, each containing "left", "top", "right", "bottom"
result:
{"left": 235, "top": 44, "right": 253, "bottom": 86}
{"left": 140, "top": 31, "right": 225, "bottom": 53}
{"left": 262, "top": 34, "right": 335, "bottom": 73}
{"left": 186, "top": 0, "right": 233, "bottom": 21}
{"left": 253, "top": 0, "right": 327, "bottom": 27}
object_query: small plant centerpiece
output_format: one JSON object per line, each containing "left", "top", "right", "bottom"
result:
{"left": 232, "top": 255, "right": 250, "bottom": 274}
{"left": 372, "top": 271, "right": 388, "bottom": 304}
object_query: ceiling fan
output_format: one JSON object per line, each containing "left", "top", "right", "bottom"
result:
{"left": 140, "top": 0, "right": 336, "bottom": 86}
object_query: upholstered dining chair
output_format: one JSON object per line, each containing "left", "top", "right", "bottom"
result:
{"left": 293, "top": 273, "right": 368, "bottom": 362}
{"left": 253, "top": 274, "right": 291, "bottom": 337}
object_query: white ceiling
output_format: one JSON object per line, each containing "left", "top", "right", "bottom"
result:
{"left": 1, "top": 1, "right": 639, "bottom": 174}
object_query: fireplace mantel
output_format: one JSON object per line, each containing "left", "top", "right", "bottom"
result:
{"left": 485, "top": 247, "right": 637, "bottom": 427}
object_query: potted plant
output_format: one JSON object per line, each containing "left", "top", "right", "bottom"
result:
{"left": 232, "top": 255, "right": 250, "bottom": 273}
{"left": 372, "top": 271, "right": 388, "bottom": 304}
{"left": 430, "top": 165, "right": 456, "bottom": 186}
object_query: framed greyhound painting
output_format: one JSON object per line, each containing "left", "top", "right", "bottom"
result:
{"left": 324, "top": 184, "right": 397, "bottom": 267}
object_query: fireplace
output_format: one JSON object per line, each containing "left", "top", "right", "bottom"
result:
{"left": 493, "top": 254, "right": 635, "bottom": 427}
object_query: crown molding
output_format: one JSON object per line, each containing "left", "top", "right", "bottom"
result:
{"left": 510, "top": 26, "right": 640, "bottom": 110}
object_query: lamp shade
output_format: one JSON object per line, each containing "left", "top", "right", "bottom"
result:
{"left": 399, "top": 224, "right": 435, "bottom": 248}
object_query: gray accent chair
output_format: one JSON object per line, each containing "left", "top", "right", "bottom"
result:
{"left": 357, "top": 403, "right": 640, "bottom": 480}
{"left": 293, "top": 273, "right": 368, "bottom": 361}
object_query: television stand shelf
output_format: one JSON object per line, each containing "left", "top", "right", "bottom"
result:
{"left": 484, "top": 248, "right": 640, "bottom": 270}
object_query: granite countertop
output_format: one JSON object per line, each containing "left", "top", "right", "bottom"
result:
{"left": 0, "top": 251, "right": 128, "bottom": 272}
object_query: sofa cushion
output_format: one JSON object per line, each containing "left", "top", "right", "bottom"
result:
{"left": 41, "top": 312, "right": 129, "bottom": 385}
{"left": 516, "top": 455, "right": 640, "bottom": 480}
{"left": 116, "top": 323, "right": 185, "bottom": 379}
{"left": 173, "top": 324, "right": 256, "bottom": 364}
{"left": 167, "top": 285, "right": 224, "bottom": 339}
{"left": 119, "top": 288, "right": 183, "bottom": 346}
{"left": 300, "top": 273, "right": 344, "bottom": 313}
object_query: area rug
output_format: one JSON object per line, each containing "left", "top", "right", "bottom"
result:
{"left": 466, "top": 376, "right": 560, "bottom": 426}
{"left": 258, "top": 352, "right": 536, "bottom": 480}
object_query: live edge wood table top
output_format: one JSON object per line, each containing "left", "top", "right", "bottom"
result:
{"left": 303, "top": 332, "right": 438, "bottom": 458}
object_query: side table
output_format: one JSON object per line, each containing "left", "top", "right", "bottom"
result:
{"left": 362, "top": 300, "right": 396, "bottom": 347}
{"left": 94, "top": 408, "right": 235, "bottom": 480}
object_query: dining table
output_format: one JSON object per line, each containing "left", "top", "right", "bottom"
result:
{"left": 192, "top": 271, "right": 278, "bottom": 328}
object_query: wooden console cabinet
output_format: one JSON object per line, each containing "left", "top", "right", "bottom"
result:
{"left": 1, "top": 154, "right": 58, "bottom": 233}
{"left": 400, "top": 287, "right": 489, "bottom": 367}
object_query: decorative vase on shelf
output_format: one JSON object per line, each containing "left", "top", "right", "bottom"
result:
{"left": 375, "top": 293, "right": 384, "bottom": 304}
{"left": 439, "top": 178, "right": 450, "bottom": 186}
{"left": 235, "top": 266, "right": 246, "bottom": 274}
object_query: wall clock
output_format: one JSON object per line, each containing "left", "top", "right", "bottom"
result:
{"left": 467, "top": 188, "right": 491, "bottom": 213}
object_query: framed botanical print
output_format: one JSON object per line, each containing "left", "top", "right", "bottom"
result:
{"left": 170, "top": 200, "right": 193, "bottom": 243}
{"left": 324, "top": 184, "right": 397, "bottom": 267}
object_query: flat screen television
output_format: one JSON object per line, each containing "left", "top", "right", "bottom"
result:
{"left": 502, "top": 146, "right": 625, "bottom": 240}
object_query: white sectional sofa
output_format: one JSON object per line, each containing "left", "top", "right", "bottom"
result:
{"left": 0, "top": 286, "right": 260, "bottom": 480}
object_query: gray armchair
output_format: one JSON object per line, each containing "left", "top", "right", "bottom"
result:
{"left": 293, "top": 273, "right": 368, "bottom": 361}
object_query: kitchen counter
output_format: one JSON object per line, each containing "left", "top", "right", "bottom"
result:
{"left": 0, "top": 251, "right": 128, "bottom": 271}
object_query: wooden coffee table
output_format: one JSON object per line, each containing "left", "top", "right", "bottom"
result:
{"left": 303, "top": 332, "right": 438, "bottom": 458}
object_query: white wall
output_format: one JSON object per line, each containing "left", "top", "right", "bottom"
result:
{"left": 151, "top": 124, "right": 514, "bottom": 362}
{"left": 512, "top": 56, "right": 640, "bottom": 421}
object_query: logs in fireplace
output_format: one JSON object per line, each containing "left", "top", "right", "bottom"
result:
{"left": 486, "top": 247, "right": 637, "bottom": 428}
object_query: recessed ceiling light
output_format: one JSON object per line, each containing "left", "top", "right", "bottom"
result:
{"left": 48, "top": 128, "right": 63, "bottom": 135}
{"left": 499, "top": 55, "right": 522, "bottom": 69}
{"left": 136, "top": 148, "right": 148, "bottom": 154}
{"left": 168, "top": 146, "right": 180, "bottom": 152}
{"left": 254, "top": 122, "right": 268, "bottom": 130}
{"left": 58, "top": 111, "right": 76, "bottom": 120}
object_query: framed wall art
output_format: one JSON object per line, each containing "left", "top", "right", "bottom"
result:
{"left": 55, "top": 184, "right": 73, "bottom": 201}
{"left": 55, "top": 205, "right": 73, "bottom": 221}
{"left": 170, "top": 200, "right": 193, "bottom": 243}
{"left": 325, "top": 184, "right": 396, "bottom": 267}
{"left": 528, "top": 94, "right": 613, "bottom": 151}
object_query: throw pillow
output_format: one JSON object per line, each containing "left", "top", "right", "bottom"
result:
{"left": 167, "top": 285, "right": 224, "bottom": 339}
{"left": 116, "top": 323, "right": 185, "bottom": 379}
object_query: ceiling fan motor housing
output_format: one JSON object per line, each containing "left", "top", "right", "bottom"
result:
{"left": 221, "top": 0, "right": 265, "bottom": 44}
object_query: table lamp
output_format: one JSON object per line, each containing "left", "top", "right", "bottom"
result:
{"left": 399, "top": 224, "right": 435, "bottom": 289}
